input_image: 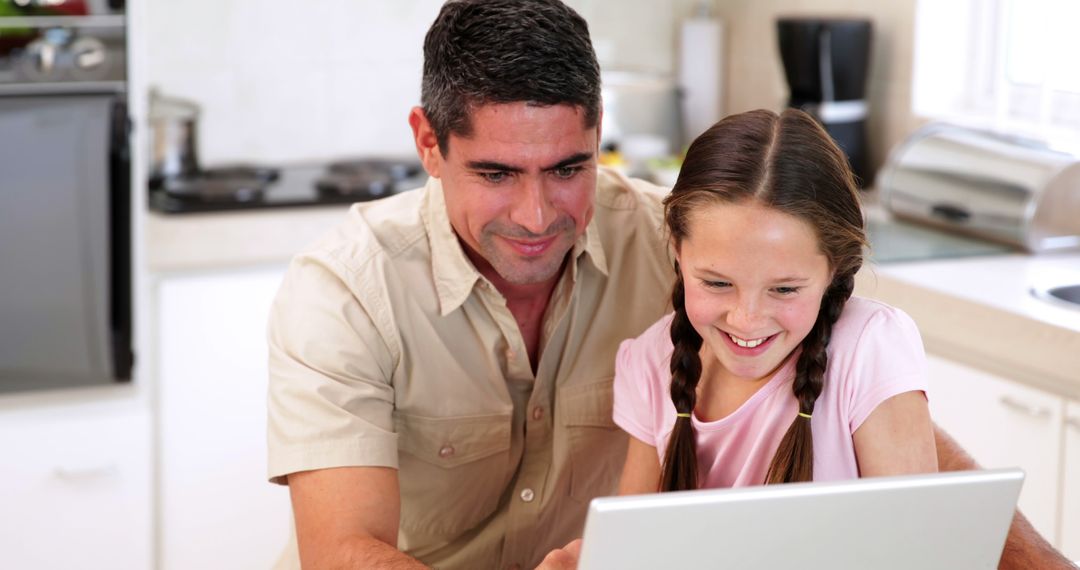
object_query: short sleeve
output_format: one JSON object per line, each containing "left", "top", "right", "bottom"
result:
{"left": 266, "top": 252, "right": 399, "bottom": 485}
{"left": 836, "top": 301, "right": 929, "bottom": 432}
{"left": 612, "top": 314, "right": 676, "bottom": 448}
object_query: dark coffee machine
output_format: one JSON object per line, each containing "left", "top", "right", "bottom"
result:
{"left": 777, "top": 18, "right": 873, "bottom": 186}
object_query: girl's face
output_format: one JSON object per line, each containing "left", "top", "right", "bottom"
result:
{"left": 676, "top": 200, "right": 833, "bottom": 386}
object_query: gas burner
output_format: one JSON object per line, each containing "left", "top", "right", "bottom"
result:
{"left": 328, "top": 158, "right": 423, "bottom": 179}
{"left": 152, "top": 165, "right": 280, "bottom": 202}
{"left": 316, "top": 158, "right": 424, "bottom": 198}
{"left": 149, "top": 161, "right": 428, "bottom": 214}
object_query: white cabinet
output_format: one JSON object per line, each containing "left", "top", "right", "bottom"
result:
{"left": 1062, "top": 400, "right": 1080, "bottom": 561}
{"left": 925, "top": 353, "right": 1064, "bottom": 544}
{"left": 157, "top": 266, "right": 292, "bottom": 570}
{"left": 0, "top": 396, "right": 152, "bottom": 570}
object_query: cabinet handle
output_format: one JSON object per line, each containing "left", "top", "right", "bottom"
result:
{"left": 53, "top": 464, "right": 117, "bottom": 481}
{"left": 998, "top": 396, "right": 1052, "bottom": 420}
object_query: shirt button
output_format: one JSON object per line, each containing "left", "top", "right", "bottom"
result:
{"left": 520, "top": 488, "right": 535, "bottom": 503}
{"left": 531, "top": 406, "right": 544, "bottom": 421}
{"left": 505, "top": 348, "right": 515, "bottom": 361}
{"left": 438, "top": 445, "right": 455, "bottom": 459}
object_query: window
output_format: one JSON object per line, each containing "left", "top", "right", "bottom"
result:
{"left": 914, "top": 0, "right": 1080, "bottom": 149}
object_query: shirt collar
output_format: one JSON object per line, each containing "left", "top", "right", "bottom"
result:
{"left": 423, "top": 176, "right": 609, "bottom": 317}
{"left": 423, "top": 178, "right": 482, "bottom": 316}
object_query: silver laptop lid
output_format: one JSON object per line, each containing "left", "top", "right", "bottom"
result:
{"left": 578, "top": 468, "right": 1023, "bottom": 570}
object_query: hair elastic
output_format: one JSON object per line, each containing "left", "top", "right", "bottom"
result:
{"left": 798, "top": 412, "right": 812, "bottom": 419}
{"left": 675, "top": 412, "right": 691, "bottom": 418}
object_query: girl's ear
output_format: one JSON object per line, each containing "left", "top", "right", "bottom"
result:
{"left": 670, "top": 237, "right": 681, "bottom": 265}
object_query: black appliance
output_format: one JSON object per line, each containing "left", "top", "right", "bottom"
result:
{"left": 0, "top": 1, "right": 132, "bottom": 393}
{"left": 777, "top": 17, "right": 873, "bottom": 185}
{"left": 149, "top": 158, "right": 426, "bottom": 214}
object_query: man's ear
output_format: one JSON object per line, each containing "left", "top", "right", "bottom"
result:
{"left": 409, "top": 106, "right": 442, "bottom": 178}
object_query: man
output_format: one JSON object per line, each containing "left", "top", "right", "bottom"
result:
{"left": 268, "top": 1, "right": 670, "bottom": 568}
{"left": 267, "top": 1, "right": 1075, "bottom": 569}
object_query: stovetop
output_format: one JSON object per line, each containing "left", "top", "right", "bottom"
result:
{"left": 148, "top": 160, "right": 428, "bottom": 214}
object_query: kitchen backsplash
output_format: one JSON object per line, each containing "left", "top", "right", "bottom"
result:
{"left": 145, "top": 0, "right": 705, "bottom": 165}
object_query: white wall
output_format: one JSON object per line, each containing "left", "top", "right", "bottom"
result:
{"left": 144, "top": 0, "right": 705, "bottom": 166}
{"left": 145, "top": 0, "right": 442, "bottom": 164}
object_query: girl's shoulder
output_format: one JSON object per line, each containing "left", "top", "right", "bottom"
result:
{"left": 830, "top": 296, "right": 924, "bottom": 356}
{"left": 618, "top": 312, "right": 677, "bottom": 371}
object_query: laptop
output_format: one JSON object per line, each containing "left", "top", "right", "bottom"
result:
{"left": 577, "top": 468, "right": 1024, "bottom": 570}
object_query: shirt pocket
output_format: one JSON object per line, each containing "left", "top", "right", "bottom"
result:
{"left": 559, "top": 378, "right": 628, "bottom": 503}
{"left": 394, "top": 411, "right": 514, "bottom": 537}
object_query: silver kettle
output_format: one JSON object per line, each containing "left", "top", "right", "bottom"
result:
{"left": 148, "top": 88, "right": 201, "bottom": 182}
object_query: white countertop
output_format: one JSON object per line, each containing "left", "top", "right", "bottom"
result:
{"left": 856, "top": 253, "right": 1080, "bottom": 399}
{"left": 145, "top": 206, "right": 350, "bottom": 273}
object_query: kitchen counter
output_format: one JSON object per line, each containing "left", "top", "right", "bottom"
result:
{"left": 145, "top": 205, "right": 350, "bottom": 273}
{"left": 856, "top": 253, "right": 1080, "bottom": 400}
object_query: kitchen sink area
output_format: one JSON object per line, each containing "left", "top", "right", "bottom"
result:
{"left": 1033, "top": 284, "right": 1080, "bottom": 310}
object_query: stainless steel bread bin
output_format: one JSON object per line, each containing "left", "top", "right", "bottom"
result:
{"left": 878, "top": 123, "right": 1080, "bottom": 252}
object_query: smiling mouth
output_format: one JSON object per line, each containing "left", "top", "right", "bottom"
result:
{"left": 503, "top": 235, "right": 558, "bottom": 256}
{"left": 726, "top": 333, "right": 775, "bottom": 349}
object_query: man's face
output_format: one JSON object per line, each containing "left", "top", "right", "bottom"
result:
{"left": 411, "top": 102, "right": 599, "bottom": 286}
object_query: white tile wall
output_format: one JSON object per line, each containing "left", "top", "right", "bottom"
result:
{"left": 143, "top": 0, "right": 703, "bottom": 165}
{"left": 144, "top": 0, "right": 442, "bottom": 165}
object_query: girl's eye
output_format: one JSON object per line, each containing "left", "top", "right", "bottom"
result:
{"left": 703, "top": 280, "right": 731, "bottom": 289}
{"left": 774, "top": 286, "right": 801, "bottom": 295}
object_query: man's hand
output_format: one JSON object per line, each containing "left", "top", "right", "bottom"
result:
{"left": 536, "top": 538, "right": 583, "bottom": 570}
{"left": 934, "top": 425, "right": 1078, "bottom": 569}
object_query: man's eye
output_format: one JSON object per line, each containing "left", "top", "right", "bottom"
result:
{"left": 553, "top": 166, "right": 581, "bottom": 179}
{"left": 479, "top": 171, "right": 509, "bottom": 183}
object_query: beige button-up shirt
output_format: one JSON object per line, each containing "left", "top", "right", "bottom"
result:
{"left": 267, "top": 167, "right": 674, "bottom": 569}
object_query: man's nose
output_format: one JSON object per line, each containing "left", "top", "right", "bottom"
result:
{"left": 509, "top": 177, "right": 558, "bottom": 235}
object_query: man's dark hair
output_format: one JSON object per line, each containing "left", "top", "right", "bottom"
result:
{"left": 421, "top": 0, "right": 601, "bottom": 154}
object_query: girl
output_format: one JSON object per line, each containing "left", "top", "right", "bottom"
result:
{"left": 614, "top": 108, "right": 938, "bottom": 494}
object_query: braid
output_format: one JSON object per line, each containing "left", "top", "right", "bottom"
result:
{"left": 659, "top": 266, "right": 703, "bottom": 492}
{"left": 763, "top": 272, "right": 855, "bottom": 484}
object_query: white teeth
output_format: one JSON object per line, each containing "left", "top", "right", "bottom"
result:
{"left": 728, "top": 333, "right": 767, "bottom": 348}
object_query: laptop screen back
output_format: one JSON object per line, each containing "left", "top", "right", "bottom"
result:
{"left": 578, "top": 468, "right": 1023, "bottom": 570}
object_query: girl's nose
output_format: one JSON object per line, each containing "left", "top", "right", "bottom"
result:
{"left": 727, "top": 295, "right": 767, "bottom": 333}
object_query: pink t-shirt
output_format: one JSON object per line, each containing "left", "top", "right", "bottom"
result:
{"left": 613, "top": 296, "right": 928, "bottom": 488}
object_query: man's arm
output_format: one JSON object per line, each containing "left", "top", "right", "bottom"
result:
{"left": 288, "top": 466, "right": 428, "bottom": 569}
{"left": 934, "top": 424, "right": 1078, "bottom": 569}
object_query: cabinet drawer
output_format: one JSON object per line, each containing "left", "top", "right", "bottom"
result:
{"left": 0, "top": 400, "right": 152, "bottom": 570}
{"left": 1062, "top": 400, "right": 1080, "bottom": 561}
{"left": 925, "top": 354, "right": 1063, "bottom": 544}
